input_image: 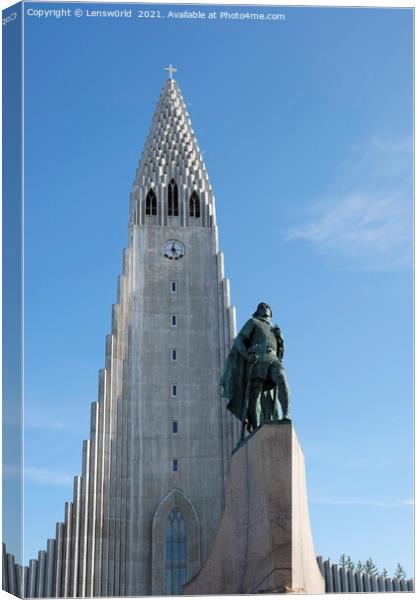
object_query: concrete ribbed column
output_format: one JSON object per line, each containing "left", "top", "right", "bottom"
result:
{"left": 99, "top": 335, "right": 113, "bottom": 596}
{"left": 106, "top": 334, "right": 118, "bottom": 597}
{"left": 119, "top": 396, "right": 128, "bottom": 597}
{"left": 53, "top": 523, "right": 64, "bottom": 597}
{"left": 119, "top": 270, "right": 130, "bottom": 596}
{"left": 110, "top": 293, "right": 124, "bottom": 596}
{"left": 94, "top": 378, "right": 106, "bottom": 597}
{"left": 217, "top": 257, "right": 230, "bottom": 491}
{"left": 15, "top": 563, "right": 23, "bottom": 598}
{"left": 340, "top": 566, "right": 349, "bottom": 592}
{"left": 408, "top": 579, "right": 414, "bottom": 591}
{"left": 45, "top": 539, "right": 55, "bottom": 597}
{"left": 78, "top": 440, "right": 91, "bottom": 597}
{"left": 323, "top": 560, "right": 333, "bottom": 592}
{"left": 2, "top": 543, "right": 8, "bottom": 591}
{"left": 113, "top": 286, "right": 125, "bottom": 596}
{"left": 86, "top": 402, "right": 99, "bottom": 597}
{"left": 113, "top": 402, "right": 122, "bottom": 597}
{"left": 393, "top": 578, "right": 401, "bottom": 592}
{"left": 378, "top": 576, "right": 386, "bottom": 591}
{"left": 100, "top": 335, "right": 114, "bottom": 596}
{"left": 36, "top": 550, "right": 46, "bottom": 597}
{"left": 70, "top": 476, "right": 82, "bottom": 597}
{"left": 62, "top": 503, "right": 73, "bottom": 597}
{"left": 7, "top": 553, "right": 16, "bottom": 596}
{"left": 332, "top": 564, "right": 340, "bottom": 591}
{"left": 23, "top": 565, "right": 29, "bottom": 598}
{"left": 347, "top": 569, "right": 356, "bottom": 592}
{"left": 28, "top": 559, "right": 38, "bottom": 597}
{"left": 363, "top": 573, "right": 371, "bottom": 591}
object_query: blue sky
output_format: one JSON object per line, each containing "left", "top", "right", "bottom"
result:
{"left": 6, "top": 1, "right": 414, "bottom": 576}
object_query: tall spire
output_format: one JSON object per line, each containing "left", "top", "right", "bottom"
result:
{"left": 135, "top": 77, "right": 211, "bottom": 191}
{"left": 131, "top": 76, "right": 215, "bottom": 227}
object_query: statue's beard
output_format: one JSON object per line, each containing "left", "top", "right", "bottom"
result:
{"left": 257, "top": 314, "right": 271, "bottom": 323}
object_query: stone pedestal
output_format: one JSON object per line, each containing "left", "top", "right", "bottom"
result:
{"left": 183, "top": 421, "right": 325, "bottom": 595}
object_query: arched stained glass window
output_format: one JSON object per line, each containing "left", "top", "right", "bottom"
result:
{"left": 189, "top": 192, "right": 200, "bottom": 218}
{"left": 146, "top": 189, "right": 157, "bottom": 216}
{"left": 168, "top": 179, "right": 179, "bottom": 216}
{"left": 165, "top": 508, "right": 187, "bottom": 595}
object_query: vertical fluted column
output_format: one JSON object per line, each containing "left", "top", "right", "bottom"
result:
{"left": 45, "top": 539, "right": 55, "bottom": 597}
{"left": 70, "top": 477, "right": 82, "bottom": 597}
{"left": 94, "top": 374, "right": 106, "bottom": 596}
{"left": 36, "top": 551, "right": 46, "bottom": 597}
{"left": 7, "top": 553, "right": 17, "bottom": 596}
{"left": 28, "top": 559, "right": 38, "bottom": 597}
{"left": 78, "top": 440, "right": 91, "bottom": 597}
{"left": 86, "top": 403, "right": 99, "bottom": 597}
{"left": 53, "top": 523, "right": 64, "bottom": 597}
{"left": 100, "top": 334, "right": 114, "bottom": 596}
{"left": 106, "top": 324, "right": 118, "bottom": 596}
{"left": 15, "top": 564, "right": 24, "bottom": 598}
{"left": 2, "top": 543, "right": 9, "bottom": 591}
{"left": 61, "top": 503, "right": 73, "bottom": 597}
{"left": 23, "top": 565, "right": 29, "bottom": 598}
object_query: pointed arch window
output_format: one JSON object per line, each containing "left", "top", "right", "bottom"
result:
{"left": 189, "top": 192, "right": 200, "bottom": 218}
{"left": 146, "top": 189, "right": 157, "bottom": 216}
{"left": 165, "top": 508, "right": 187, "bottom": 595}
{"left": 168, "top": 179, "right": 179, "bottom": 217}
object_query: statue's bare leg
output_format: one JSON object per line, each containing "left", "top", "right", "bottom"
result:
{"left": 269, "top": 364, "right": 291, "bottom": 420}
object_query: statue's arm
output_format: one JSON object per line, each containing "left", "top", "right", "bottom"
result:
{"left": 273, "top": 325, "right": 285, "bottom": 359}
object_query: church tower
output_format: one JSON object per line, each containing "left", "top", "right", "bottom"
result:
{"left": 12, "top": 70, "right": 239, "bottom": 598}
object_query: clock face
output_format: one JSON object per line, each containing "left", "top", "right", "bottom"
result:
{"left": 164, "top": 239, "right": 185, "bottom": 260}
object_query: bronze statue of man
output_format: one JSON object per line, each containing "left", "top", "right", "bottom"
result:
{"left": 221, "top": 302, "right": 291, "bottom": 437}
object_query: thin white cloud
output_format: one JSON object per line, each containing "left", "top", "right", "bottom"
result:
{"left": 4, "top": 464, "right": 74, "bottom": 487}
{"left": 23, "top": 410, "right": 86, "bottom": 434}
{"left": 24, "top": 415, "right": 75, "bottom": 432}
{"left": 310, "top": 497, "right": 413, "bottom": 508}
{"left": 286, "top": 136, "right": 413, "bottom": 269}
{"left": 25, "top": 467, "right": 74, "bottom": 487}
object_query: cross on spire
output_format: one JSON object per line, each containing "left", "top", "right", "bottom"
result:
{"left": 164, "top": 64, "right": 177, "bottom": 79}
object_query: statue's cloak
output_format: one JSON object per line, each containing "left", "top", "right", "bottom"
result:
{"left": 221, "top": 316, "right": 281, "bottom": 422}
{"left": 220, "top": 346, "right": 249, "bottom": 422}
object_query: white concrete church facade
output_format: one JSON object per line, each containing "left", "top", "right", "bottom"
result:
{"left": 17, "top": 73, "right": 240, "bottom": 598}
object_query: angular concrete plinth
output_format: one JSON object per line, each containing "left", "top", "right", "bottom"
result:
{"left": 184, "top": 422, "right": 325, "bottom": 595}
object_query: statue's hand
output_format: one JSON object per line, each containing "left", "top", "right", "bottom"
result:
{"left": 248, "top": 352, "right": 258, "bottom": 365}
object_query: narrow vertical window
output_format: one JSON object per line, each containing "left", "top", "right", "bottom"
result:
{"left": 168, "top": 179, "right": 179, "bottom": 216}
{"left": 172, "top": 459, "right": 178, "bottom": 472}
{"left": 172, "top": 421, "right": 178, "bottom": 434}
{"left": 170, "top": 281, "right": 177, "bottom": 293}
{"left": 146, "top": 189, "right": 157, "bottom": 216}
{"left": 171, "top": 315, "right": 177, "bottom": 327}
{"left": 172, "top": 385, "right": 177, "bottom": 397}
{"left": 189, "top": 191, "right": 200, "bottom": 218}
{"left": 165, "top": 508, "right": 186, "bottom": 594}
{"left": 171, "top": 349, "right": 177, "bottom": 361}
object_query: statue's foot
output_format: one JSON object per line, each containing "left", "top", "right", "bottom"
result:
{"left": 281, "top": 415, "right": 291, "bottom": 422}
